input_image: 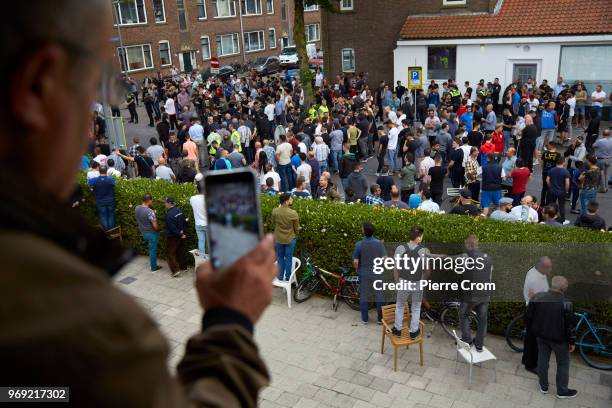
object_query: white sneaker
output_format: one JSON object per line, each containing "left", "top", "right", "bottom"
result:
{"left": 563, "top": 220, "right": 570, "bottom": 226}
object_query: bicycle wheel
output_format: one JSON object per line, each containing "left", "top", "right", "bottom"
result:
{"left": 505, "top": 315, "right": 526, "bottom": 353}
{"left": 578, "top": 326, "right": 612, "bottom": 370}
{"left": 293, "top": 276, "right": 321, "bottom": 303}
{"left": 341, "top": 282, "right": 361, "bottom": 311}
{"left": 441, "top": 307, "right": 478, "bottom": 339}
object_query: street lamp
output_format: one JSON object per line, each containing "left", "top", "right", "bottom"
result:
{"left": 111, "top": 0, "right": 126, "bottom": 74}
{"left": 235, "top": 0, "right": 247, "bottom": 65}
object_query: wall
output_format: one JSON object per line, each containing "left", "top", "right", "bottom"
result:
{"left": 394, "top": 35, "right": 612, "bottom": 95}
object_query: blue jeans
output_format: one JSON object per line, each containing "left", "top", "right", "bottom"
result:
{"left": 275, "top": 239, "right": 296, "bottom": 280}
{"left": 360, "top": 275, "right": 382, "bottom": 323}
{"left": 319, "top": 160, "right": 329, "bottom": 174}
{"left": 195, "top": 225, "right": 207, "bottom": 254}
{"left": 96, "top": 203, "right": 115, "bottom": 231}
{"left": 330, "top": 149, "right": 342, "bottom": 172}
{"left": 142, "top": 232, "right": 159, "bottom": 270}
{"left": 503, "top": 130, "right": 512, "bottom": 151}
{"left": 580, "top": 188, "right": 597, "bottom": 215}
{"left": 592, "top": 106, "right": 602, "bottom": 118}
{"left": 386, "top": 149, "right": 397, "bottom": 172}
{"left": 278, "top": 164, "right": 291, "bottom": 192}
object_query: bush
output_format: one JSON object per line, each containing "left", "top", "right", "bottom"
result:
{"left": 80, "top": 177, "right": 612, "bottom": 334}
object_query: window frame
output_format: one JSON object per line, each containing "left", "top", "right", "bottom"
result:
{"left": 427, "top": 45, "right": 457, "bottom": 80}
{"left": 114, "top": 0, "right": 148, "bottom": 26}
{"left": 341, "top": 48, "right": 355, "bottom": 72}
{"left": 196, "top": 0, "right": 207, "bottom": 19}
{"left": 340, "top": 0, "right": 353, "bottom": 11}
{"left": 305, "top": 23, "right": 320, "bottom": 42}
{"left": 200, "top": 36, "right": 211, "bottom": 60}
{"left": 118, "top": 44, "right": 154, "bottom": 72}
{"left": 443, "top": 0, "right": 467, "bottom": 6}
{"left": 213, "top": 0, "right": 237, "bottom": 18}
{"left": 159, "top": 40, "right": 172, "bottom": 66}
{"left": 216, "top": 33, "right": 240, "bottom": 56}
{"left": 266, "top": 0, "right": 274, "bottom": 14}
{"left": 241, "top": 0, "right": 262, "bottom": 16}
{"left": 268, "top": 28, "right": 277, "bottom": 49}
{"left": 244, "top": 30, "right": 265, "bottom": 53}
{"left": 153, "top": 0, "right": 166, "bottom": 23}
{"left": 304, "top": 3, "right": 319, "bottom": 11}
{"left": 176, "top": 0, "right": 188, "bottom": 31}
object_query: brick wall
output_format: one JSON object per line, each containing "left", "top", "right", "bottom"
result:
{"left": 111, "top": 0, "right": 321, "bottom": 80}
{"left": 322, "top": 0, "right": 496, "bottom": 86}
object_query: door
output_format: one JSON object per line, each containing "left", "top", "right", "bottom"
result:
{"left": 182, "top": 52, "right": 193, "bottom": 73}
{"left": 513, "top": 64, "right": 537, "bottom": 85}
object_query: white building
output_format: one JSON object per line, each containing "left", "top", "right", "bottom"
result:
{"left": 394, "top": 0, "right": 612, "bottom": 103}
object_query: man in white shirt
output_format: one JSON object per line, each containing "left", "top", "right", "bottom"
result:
{"left": 296, "top": 153, "right": 312, "bottom": 190}
{"left": 164, "top": 96, "right": 177, "bottom": 130}
{"left": 189, "top": 119, "right": 204, "bottom": 144}
{"left": 386, "top": 120, "right": 400, "bottom": 172}
{"left": 312, "top": 136, "right": 330, "bottom": 173}
{"left": 155, "top": 158, "right": 175, "bottom": 182}
{"left": 106, "top": 158, "right": 122, "bottom": 178}
{"left": 510, "top": 195, "right": 539, "bottom": 223}
{"left": 419, "top": 153, "right": 435, "bottom": 183}
{"left": 189, "top": 178, "right": 208, "bottom": 255}
{"left": 591, "top": 84, "right": 606, "bottom": 118}
{"left": 385, "top": 106, "right": 398, "bottom": 125}
{"left": 262, "top": 163, "right": 281, "bottom": 192}
{"left": 275, "top": 134, "right": 294, "bottom": 191}
{"left": 146, "top": 138, "right": 165, "bottom": 165}
{"left": 566, "top": 92, "right": 576, "bottom": 140}
{"left": 264, "top": 99, "right": 276, "bottom": 139}
{"left": 418, "top": 190, "right": 440, "bottom": 212}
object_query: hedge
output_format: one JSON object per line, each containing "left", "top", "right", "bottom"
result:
{"left": 80, "top": 176, "right": 612, "bottom": 334}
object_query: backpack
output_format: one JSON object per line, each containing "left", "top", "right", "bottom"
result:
{"left": 397, "top": 244, "right": 424, "bottom": 282}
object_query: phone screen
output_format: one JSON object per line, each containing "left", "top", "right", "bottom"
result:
{"left": 204, "top": 169, "right": 263, "bottom": 270}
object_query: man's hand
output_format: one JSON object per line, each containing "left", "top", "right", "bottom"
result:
{"left": 195, "top": 234, "right": 277, "bottom": 324}
{"left": 569, "top": 344, "right": 575, "bottom": 353}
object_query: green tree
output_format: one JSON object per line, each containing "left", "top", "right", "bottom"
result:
{"left": 294, "top": 0, "right": 337, "bottom": 106}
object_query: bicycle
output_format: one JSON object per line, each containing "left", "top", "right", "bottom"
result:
{"left": 293, "top": 256, "right": 360, "bottom": 312}
{"left": 421, "top": 297, "right": 479, "bottom": 339}
{"left": 505, "top": 308, "right": 612, "bottom": 370}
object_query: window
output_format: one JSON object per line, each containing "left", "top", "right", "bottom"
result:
{"left": 427, "top": 46, "right": 456, "bottom": 79}
{"left": 213, "top": 0, "right": 236, "bottom": 17}
{"left": 200, "top": 36, "right": 211, "bottom": 60}
{"left": 560, "top": 45, "right": 612, "bottom": 99}
{"left": 176, "top": 0, "right": 188, "bottom": 31}
{"left": 244, "top": 30, "right": 265, "bottom": 53}
{"left": 196, "top": 0, "right": 207, "bottom": 19}
{"left": 342, "top": 48, "right": 355, "bottom": 72}
{"left": 340, "top": 0, "right": 353, "bottom": 10}
{"left": 304, "top": 3, "right": 319, "bottom": 11}
{"left": 159, "top": 41, "right": 171, "bottom": 66}
{"left": 153, "top": 0, "right": 166, "bottom": 22}
{"left": 216, "top": 33, "right": 239, "bottom": 56}
{"left": 266, "top": 0, "right": 274, "bottom": 14}
{"left": 242, "top": 0, "right": 262, "bottom": 15}
{"left": 118, "top": 44, "right": 153, "bottom": 72}
{"left": 305, "top": 24, "right": 320, "bottom": 42}
{"left": 268, "top": 28, "right": 277, "bottom": 49}
{"left": 443, "top": 0, "right": 467, "bottom": 5}
{"left": 281, "top": 0, "right": 287, "bottom": 20}
{"left": 115, "top": 0, "right": 147, "bottom": 25}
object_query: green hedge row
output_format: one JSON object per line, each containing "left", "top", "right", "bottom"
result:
{"left": 79, "top": 176, "right": 612, "bottom": 334}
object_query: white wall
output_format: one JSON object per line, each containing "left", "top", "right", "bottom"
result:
{"left": 394, "top": 35, "right": 612, "bottom": 95}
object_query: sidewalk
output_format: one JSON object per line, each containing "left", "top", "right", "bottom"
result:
{"left": 115, "top": 256, "right": 611, "bottom": 408}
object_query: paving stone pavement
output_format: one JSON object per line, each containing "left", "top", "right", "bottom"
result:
{"left": 115, "top": 256, "right": 611, "bottom": 408}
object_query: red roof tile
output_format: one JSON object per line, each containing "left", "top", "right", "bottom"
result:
{"left": 400, "top": 0, "right": 612, "bottom": 40}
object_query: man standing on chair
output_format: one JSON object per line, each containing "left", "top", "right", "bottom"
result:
{"left": 458, "top": 235, "right": 492, "bottom": 352}
{"left": 392, "top": 226, "right": 431, "bottom": 340}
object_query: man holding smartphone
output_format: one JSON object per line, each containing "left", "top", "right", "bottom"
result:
{"left": 0, "top": 2, "right": 277, "bottom": 406}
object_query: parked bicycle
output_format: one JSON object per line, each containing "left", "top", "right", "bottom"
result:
{"left": 421, "top": 297, "right": 479, "bottom": 339}
{"left": 505, "top": 308, "right": 612, "bottom": 370}
{"left": 293, "top": 256, "right": 360, "bottom": 311}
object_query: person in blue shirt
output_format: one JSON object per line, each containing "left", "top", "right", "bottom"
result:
{"left": 512, "top": 90, "right": 520, "bottom": 115}
{"left": 213, "top": 149, "right": 232, "bottom": 170}
{"left": 460, "top": 110, "right": 474, "bottom": 132}
{"left": 352, "top": 222, "right": 387, "bottom": 324}
{"left": 290, "top": 151, "right": 302, "bottom": 190}
{"left": 87, "top": 165, "right": 116, "bottom": 231}
{"left": 81, "top": 155, "right": 91, "bottom": 171}
{"left": 569, "top": 161, "right": 584, "bottom": 214}
{"left": 408, "top": 187, "right": 425, "bottom": 209}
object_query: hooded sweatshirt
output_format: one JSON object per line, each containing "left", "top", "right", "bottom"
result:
{"left": 346, "top": 171, "right": 368, "bottom": 202}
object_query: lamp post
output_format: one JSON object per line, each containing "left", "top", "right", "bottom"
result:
{"left": 236, "top": 0, "right": 247, "bottom": 65}
{"left": 111, "top": 0, "right": 126, "bottom": 74}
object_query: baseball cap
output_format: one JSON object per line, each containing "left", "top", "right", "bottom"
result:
{"left": 163, "top": 197, "right": 176, "bottom": 204}
{"left": 460, "top": 189, "right": 472, "bottom": 199}
{"left": 499, "top": 197, "right": 513, "bottom": 205}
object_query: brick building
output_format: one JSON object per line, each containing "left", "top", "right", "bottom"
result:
{"left": 111, "top": 0, "right": 321, "bottom": 79}
{"left": 321, "top": 0, "right": 499, "bottom": 86}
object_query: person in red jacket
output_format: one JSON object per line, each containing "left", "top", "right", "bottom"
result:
{"left": 491, "top": 123, "right": 505, "bottom": 153}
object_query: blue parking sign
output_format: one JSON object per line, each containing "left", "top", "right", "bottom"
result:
{"left": 408, "top": 66, "right": 422, "bottom": 90}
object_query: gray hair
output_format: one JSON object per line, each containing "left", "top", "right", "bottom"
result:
{"left": 535, "top": 256, "right": 551, "bottom": 271}
{"left": 551, "top": 276, "right": 568, "bottom": 292}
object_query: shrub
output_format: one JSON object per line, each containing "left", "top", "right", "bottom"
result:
{"left": 80, "top": 177, "right": 612, "bottom": 334}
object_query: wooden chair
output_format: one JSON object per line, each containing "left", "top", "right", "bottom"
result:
{"left": 380, "top": 304, "right": 425, "bottom": 371}
{"left": 105, "top": 226, "right": 123, "bottom": 245}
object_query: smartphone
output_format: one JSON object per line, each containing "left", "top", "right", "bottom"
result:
{"left": 203, "top": 168, "right": 263, "bottom": 270}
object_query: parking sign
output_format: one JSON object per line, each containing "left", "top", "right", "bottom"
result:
{"left": 408, "top": 66, "right": 422, "bottom": 90}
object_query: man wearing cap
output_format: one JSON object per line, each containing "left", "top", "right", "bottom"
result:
{"left": 164, "top": 198, "right": 187, "bottom": 278}
{"left": 449, "top": 189, "right": 480, "bottom": 216}
{"left": 135, "top": 194, "right": 162, "bottom": 272}
{"left": 489, "top": 197, "right": 518, "bottom": 221}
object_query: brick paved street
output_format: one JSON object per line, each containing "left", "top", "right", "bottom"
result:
{"left": 115, "top": 256, "right": 612, "bottom": 408}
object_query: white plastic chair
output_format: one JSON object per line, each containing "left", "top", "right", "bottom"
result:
{"left": 189, "top": 249, "right": 209, "bottom": 281}
{"left": 273, "top": 257, "right": 301, "bottom": 308}
{"left": 452, "top": 330, "right": 497, "bottom": 386}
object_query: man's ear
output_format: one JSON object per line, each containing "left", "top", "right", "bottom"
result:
{"left": 11, "top": 45, "right": 67, "bottom": 132}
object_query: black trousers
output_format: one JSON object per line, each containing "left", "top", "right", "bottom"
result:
{"left": 467, "top": 181, "right": 480, "bottom": 203}
{"left": 550, "top": 191, "right": 567, "bottom": 222}
{"left": 450, "top": 169, "right": 464, "bottom": 188}
{"left": 540, "top": 173, "right": 550, "bottom": 205}
{"left": 520, "top": 144, "right": 535, "bottom": 173}
{"left": 522, "top": 326, "right": 538, "bottom": 369}
{"left": 128, "top": 104, "right": 138, "bottom": 123}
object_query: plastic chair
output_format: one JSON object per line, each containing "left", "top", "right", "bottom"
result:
{"left": 189, "top": 249, "right": 209, "bottom": 281}
{"left": 452, "top": 330, "right": 497, "bottom": 386}
{"left": 272, "top": 257, "right": 301, "bottom": 308}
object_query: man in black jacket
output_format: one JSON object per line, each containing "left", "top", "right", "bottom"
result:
{"left": 525, "top": 276, "right": 578, "bottom": 399}
{"left": 164, "top": 197, "right": 187, "bottom": 278}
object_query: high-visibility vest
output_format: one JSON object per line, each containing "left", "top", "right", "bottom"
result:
{"left": 450, "top": 89, "right": 461, "bottom": 98}
{"left": 479, "top": 89, "right": 489, "bottom": 97}
{"left": 230, "top": 131, "right": 242, "bottom": 152}
{"left": 308, "top": 107, "right": 317, "bottom": 119}
{"left": 318, "top": 105, "right": 329, "bottom": 117}
{"left": 209, "top": 146, "right": 217, "bottom": 155}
